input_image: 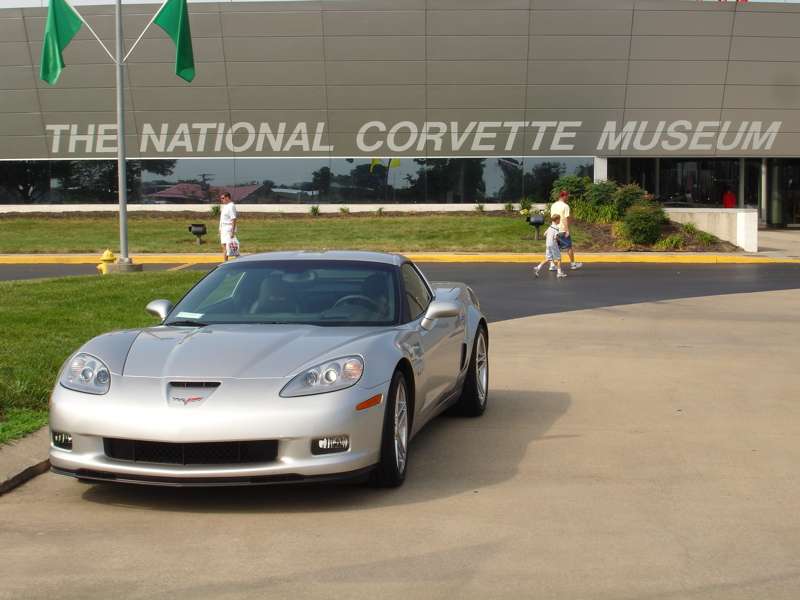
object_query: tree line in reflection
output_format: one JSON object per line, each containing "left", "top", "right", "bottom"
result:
{"left": 0, "top": 158, "right": 591, "bottom": 204}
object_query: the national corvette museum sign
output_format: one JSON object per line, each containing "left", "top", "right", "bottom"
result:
{"left": 44, "top": 119, "right": 782, "bottom": 156}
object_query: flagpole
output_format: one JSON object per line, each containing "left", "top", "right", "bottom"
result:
{"left": 114, "top": 0, "right": 137, "bottom": 270}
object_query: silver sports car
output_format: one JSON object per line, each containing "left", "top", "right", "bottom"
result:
{"left": 49, "top": 251, "right": 489, "bottom": 488}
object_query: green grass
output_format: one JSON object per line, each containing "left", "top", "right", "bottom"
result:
{"left": 0, "top": 213, "right": 595, "bottom": 254}
{"left": 0, "top": 271, "right": 204, "bottom": 444}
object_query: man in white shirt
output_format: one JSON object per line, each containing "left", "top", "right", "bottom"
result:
{"left": 549, "top": 190, "right": 583, "bottom": 271}
{"left": 218, "top": 191, "right": 238, "bottom": 262}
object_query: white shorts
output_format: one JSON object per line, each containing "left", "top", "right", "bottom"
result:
{"left": 545, "top": 245, "right": 561, "bottom": 261}
{"left": 220, "top": 228, "right": 234, "bottom": 245}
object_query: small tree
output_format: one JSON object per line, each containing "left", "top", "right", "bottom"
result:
{"left": 550, "top": 175, "right": 592, "bottom": 203}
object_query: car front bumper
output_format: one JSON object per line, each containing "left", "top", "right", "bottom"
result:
{"left": 49, "top": 376, "right": 388, "bottom": 486}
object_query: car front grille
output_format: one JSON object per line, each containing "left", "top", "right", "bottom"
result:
{"left": 103, "top": 438, "right": 278, "bottom": 466}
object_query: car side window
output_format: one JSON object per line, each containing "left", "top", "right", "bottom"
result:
{"left": 401, "top": 264, "right": 432, "bottom": 321}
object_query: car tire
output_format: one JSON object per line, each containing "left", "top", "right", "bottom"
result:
{"left": 370, "top": 370, "right": 410, "bottom": 488}
{"left": 454, "top": 326, "right": 489, "bottom": 418}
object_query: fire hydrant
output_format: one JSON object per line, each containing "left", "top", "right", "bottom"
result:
{"left": 97, "top": 249, "right": 116, "bottom": 275}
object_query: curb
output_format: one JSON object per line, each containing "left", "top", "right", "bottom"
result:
{"left": 0, "top": 427, "right": 50, "bottom": 496}
{"left": 0, "top": 253, "right": 799, "bottom": 266}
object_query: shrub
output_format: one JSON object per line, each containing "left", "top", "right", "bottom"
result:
{"left": 654, "top": 233, "right": 684, "bottom": 251}
{"left": 550, "top": 175, "right": 592, "bottom": 203}
{"left": 504, "top": 202, "right": 515, "bottom": 212}
{"left": 572, "top": 200, "right": 618, "bottom": 224}
{"left": 475, "top": 203, "right": 485, "bottom": 213}
{"left": 696, "top": 231, "right": 716, "bottom": 247}
{"left": 680, "top": 222, "right": 699, "bottom": 236}
{"left": 309, "top": 205, "right": 320, "bottom": 217}
{"left": 376, "top": 207, "right": 384, "bottom": 217}
{"left": 622, "top": 202, "right": 667, "bottom": 245}
{"left": 210, "top": 205, "right": 220, "bottom": 218}
{"left": 613, "top": 183, "right": 647, "bottom": 218}
{"left": 519, "top": 197, "right": 532, "bottom": 211}
{"left": 339, "top": 206, "right": 350, "bottom": 214}
{"left": 584, "top": 180, "right": 619, "bottom": 207}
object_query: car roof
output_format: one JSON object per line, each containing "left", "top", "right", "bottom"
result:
{"left": 235, "top": 250, "right": 408, "bottom": 266}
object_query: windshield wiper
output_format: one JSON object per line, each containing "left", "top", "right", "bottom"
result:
{"left": 165, "top": 320, "right": 208, "bottom": 327}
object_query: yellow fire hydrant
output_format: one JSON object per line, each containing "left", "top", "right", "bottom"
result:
{"left": 97, "top": 249, "right": 116, "bottom": 275}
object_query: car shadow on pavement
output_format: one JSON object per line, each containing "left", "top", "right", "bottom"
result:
{"left": 79, "top": 389, "right": 570, "bottom": 513}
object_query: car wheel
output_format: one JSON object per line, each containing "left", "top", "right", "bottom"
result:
{"left": 454, "top": 326, "right": 489, "bottom": 417}
{"left": 370, "top": 370, "right": 410, "bottom": 488}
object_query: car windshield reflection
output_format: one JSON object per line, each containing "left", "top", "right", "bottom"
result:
{"left": 166, "top": 260, "right": 400, "bottom": 327}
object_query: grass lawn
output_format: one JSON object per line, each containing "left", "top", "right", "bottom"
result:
{"left": 0, "top": 213, "right": 588, "bottom": 254}
{"left": 0, "top": 271, "right": 205, "bottom": 444}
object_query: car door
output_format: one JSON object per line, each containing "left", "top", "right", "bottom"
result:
{"left": 401, "top": 263, "right": 458, "bottom": 412}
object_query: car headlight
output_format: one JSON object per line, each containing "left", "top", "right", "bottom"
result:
{"left": 280, "top": 356, "right": 364, "bottom": 398}
{"left": 60, "top": 353, "right": 111, "bottom": 395}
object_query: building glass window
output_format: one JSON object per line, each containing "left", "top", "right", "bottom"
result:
{"left": 234, "top": 158, "right": 329, "bottom": 204}
{"left": 523, "top": 157, "right": 593, "bottom": 202}
{"left": 327, "top": 158, "right": 420, "bottom": 204}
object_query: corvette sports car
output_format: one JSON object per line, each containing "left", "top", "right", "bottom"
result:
{"left": 49, "top": 251, "right": 489, "bottom": 488}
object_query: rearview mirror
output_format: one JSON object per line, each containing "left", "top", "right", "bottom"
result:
{"left": 421, "top": 300, "right": 460, "bottom": 330}
{"left": 146, "top": 299, "right": 174, "bottom": 322}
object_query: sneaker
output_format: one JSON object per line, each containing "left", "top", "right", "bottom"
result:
{"left": 570, "top": 262, "right": 584, "bottom": 270}
{"left": 548, "top": 264, "right": 557, "bottom": 272}
{"left": 534, "top": 266, "right": 541, "bottom": 278}
{"left": 557, "top": 271, "right": 568, "bottom": 279}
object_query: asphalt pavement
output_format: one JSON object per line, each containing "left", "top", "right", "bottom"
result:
{"left": 3, "top": 262, "right": 800, "bottom": 325}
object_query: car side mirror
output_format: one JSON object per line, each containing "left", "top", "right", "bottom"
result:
{"left": 146, "top": 299, "right": 174, "bottom": 322}
{"left": 421, "top": 300, "right": 460, "bottom": 331}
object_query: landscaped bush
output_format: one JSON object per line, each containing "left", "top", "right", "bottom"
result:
{"left": 572, "top": 200, "right": 619, "bottom": 224}
{"left": 572, "top": 180, "right": 620, "bottom": 223}
{"left": 622, "top": 202, "right": 667, "bottom": 245}
{"left": 584, "top": 180, "right": 619, "bottom": 207}
{"left": 550, "top": 175, "right": 592, "bottom": 203}
{"left": 654, "top": 233, "right": 685, "bottom": 251}
{"left": 613, "top": 183, "right": 647, "bottom": 218}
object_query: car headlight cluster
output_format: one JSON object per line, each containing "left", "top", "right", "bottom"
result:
{"left": 60, "top": 353, "right": 111, "bottom": 395}
{"left": 280, "top": 356, "right": 364, "bottom": 398}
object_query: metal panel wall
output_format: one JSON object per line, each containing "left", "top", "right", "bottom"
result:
{"left": 1, "top": 0, "right": 800, "bottom": 158}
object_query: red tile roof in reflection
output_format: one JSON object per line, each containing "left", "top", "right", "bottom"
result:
{"left": 149, "top": 183, "right": 262, "bottom": 203}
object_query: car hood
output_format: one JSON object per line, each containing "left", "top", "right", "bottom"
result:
{"left": 122, "top": 324, "right": 387, "bottom": 379}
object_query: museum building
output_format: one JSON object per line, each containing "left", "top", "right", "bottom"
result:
{"left": 1, "top": 0, "right": 800, "bottom": 227}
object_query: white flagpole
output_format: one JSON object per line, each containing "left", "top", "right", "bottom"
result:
{"left": 115, "top": 0, "right": 134, "bottom": 268}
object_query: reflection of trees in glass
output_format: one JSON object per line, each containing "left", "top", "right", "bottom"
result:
{"left": 0, "top": 160, "right": 176, "bottom": 204}
{"left": 497, "top": 158, "right": 523, "bottom": 201}
{"left": 416, "top": 159, "right": 486, "bottom": 203}
{"left": 311, "top": 166, "right": 332, "bottom": 195}
{"left": 0, "top": 161, "right": 69, "bottom": 203}
{"left": 525, "top": 161, "right": 566, "bottom": 202}
{"left": 60, "top": 160, "right": 176, "bottom": 203}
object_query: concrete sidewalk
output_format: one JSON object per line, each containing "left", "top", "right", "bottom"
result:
{"left": 0, "top": 427, "right": 49, "bottom": 496}
{"left": 1, "top": 252, "right": 799, "bottom": 265}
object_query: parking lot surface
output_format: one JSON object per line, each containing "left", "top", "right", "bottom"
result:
{"left": 1, "top": 267, "right": 800, "bottom": 599}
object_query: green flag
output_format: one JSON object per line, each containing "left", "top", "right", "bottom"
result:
{"left": 153, "top": 0, "right": 195, "bottom": 82}
{"left": 39, "top": 0, "right": 83, "bottom": 85}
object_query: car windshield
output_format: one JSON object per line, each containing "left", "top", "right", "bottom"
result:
{"left": 166, "top": 260, "right": 399, "bottom": 327}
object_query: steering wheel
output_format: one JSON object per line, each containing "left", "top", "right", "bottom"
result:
{"left": 331, "top": 294, "right": 382, "bottom": 312}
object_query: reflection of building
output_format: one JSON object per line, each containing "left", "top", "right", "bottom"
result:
{"left": 1, "top": 0, "right": 800, "bottom": 226}
{"left": 145, "top": 183, "right": 266, "bottom": 204}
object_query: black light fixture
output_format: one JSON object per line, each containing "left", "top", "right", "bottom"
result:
{"left": 188, "top": 223, "right": 207, "bottom": 245}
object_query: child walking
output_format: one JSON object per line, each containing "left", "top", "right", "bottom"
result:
{"left": 534, "top": 214, "right": 567, "bottom": 279}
